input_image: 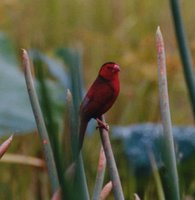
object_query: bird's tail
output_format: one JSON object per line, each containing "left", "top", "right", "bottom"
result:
{"left": 78, "top": 118, "right": 88, "bottom": 153}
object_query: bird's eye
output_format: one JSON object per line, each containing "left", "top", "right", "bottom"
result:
{"left": 107, "top": 66, "right": 113, "bottom": 70}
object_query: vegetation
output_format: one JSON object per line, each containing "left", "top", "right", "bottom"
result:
{"left": 0, "top": 0, "right": 195, "bottom": 199}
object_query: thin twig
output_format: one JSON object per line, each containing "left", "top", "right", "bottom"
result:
{"left": 92, "top": 146, "right": 107, "bottom": 200}
{"left": 98, "top": 115, "right": 124, "bottom": 200}
{"left": 22, "top": 49, "right": 59, "bottom": 193}
{"left": 156, "top": 27, "right": 180, "bottom": 200}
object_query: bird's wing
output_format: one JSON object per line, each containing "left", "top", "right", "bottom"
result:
{"left": 80, "top": 77, "right": 114, "bottom": 118}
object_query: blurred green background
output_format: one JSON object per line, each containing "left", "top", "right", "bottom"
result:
{"left": 1, "top": 0, "right": 194, "bottom": 124}
{"left": 0, "top": 0, "right": 195, "bottom": 199}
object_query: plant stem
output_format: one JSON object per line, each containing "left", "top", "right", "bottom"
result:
{"left": 98, "top": 115, "right": 124, "bottom": 200}
{"left": 170, "top": 0, "right": 195, "bottom": 118}
{"left": 33, "top": 59, "right": 69, "bottom": 198}
{"left": 22, "top": 49, "right": 59, "bottom": 193}
{"left": 66, "top": 89, "right": 90, "bottom": 200}
{"left": 149, "top": 152, "right": 165, "bottom": 200}
{"left": 92, "top": 146, "right": 106, "bottom": 200}
{"left": 100, "top": 181, "right": 112, "bottom": 200}
{"left": 0, "top": 135, "right": 13, "bottom": 159}
{"left": 156, "top": 27, "right": 180, "bottom": 200}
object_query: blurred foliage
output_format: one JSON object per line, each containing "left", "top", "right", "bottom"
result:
{"left": 0, "top": 0, "right": 195, "bottom": 199}
{"left": 0, "top": 32, "right": 35, "bottom": 135}
{"left": 0, "top": 0, "right": 194, "bottom": 124}
{"left": 113, "top": 123, "right": 195, "bottom": 174}
{"left": 113, "top": 123, "right": 195, "bottom": 198}
{"left": 0, "top": 33, "right": 67, "bottom": 136}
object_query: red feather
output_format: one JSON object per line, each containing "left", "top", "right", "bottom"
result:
{"left": 78, "top": 62, "right": 120, "bottom": 151}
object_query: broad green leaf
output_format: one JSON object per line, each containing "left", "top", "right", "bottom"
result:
{"left": 0, "top": 33, "right": 67, "bottom": 136}
{"left": 0, "top": 33, "right": 35, "bottom": 135}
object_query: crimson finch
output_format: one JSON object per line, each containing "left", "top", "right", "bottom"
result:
{"left": 78, "top": 62, "right": 120, "bottom": 151}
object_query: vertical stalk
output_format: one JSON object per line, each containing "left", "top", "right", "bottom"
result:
{"left": 98, "top": 115, "right": 124, "bottom": 200}
{"left": 170, "top": 0, "right": 195, "bottom": 117}
{"left": 156, "top": 27, "right": 180, "bottom": 200}
{"left": 66, "top": 89, "right": 90, "bottom": 200}
{"left": 92, "top": 146, "right": 107, "bottom": 200}
{"left": 35, "top": 59, "right": 70, "bottom": 199}
{"left": 22, "top": 49, "right": 59, "bottom": 193}
{"left": 149, "top": 152, "right": 165, "bottom": 200}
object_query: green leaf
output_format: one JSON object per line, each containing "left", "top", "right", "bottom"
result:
{"left": 0, "top": 33, "right": 35, "bottom": 135}
{"left": 55, "top": 48, "right": 84, "bottom": 111}
{"left": 0, "top": 33, "right": 67, "bottom": 136}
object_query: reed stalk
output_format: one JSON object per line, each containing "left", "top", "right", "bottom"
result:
{"left": 156, "top": 27, "right": 180, "bottom": 200}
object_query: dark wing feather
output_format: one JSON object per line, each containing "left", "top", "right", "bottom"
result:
{"left": 80, "top": 77, "right": 115, "bottom": 119}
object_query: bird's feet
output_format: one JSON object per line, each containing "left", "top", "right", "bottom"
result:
{"left": 96, "top": 118, "right": 109, "bottom": 131}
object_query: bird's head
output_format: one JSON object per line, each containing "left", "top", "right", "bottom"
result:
{"left": 99, "top": 62, "right": 120, "bottom": 81}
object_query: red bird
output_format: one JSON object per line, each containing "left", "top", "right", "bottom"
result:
{"left": 79, "top": 62, "right": 120, "bottom": 151}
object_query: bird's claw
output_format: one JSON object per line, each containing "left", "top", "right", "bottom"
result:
{"left": 96, "top": 118, "right": 109, "bottom": 131}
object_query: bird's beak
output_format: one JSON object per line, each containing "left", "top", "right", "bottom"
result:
{"left": 113, "top": 64, "right": 120, "bottom": 72}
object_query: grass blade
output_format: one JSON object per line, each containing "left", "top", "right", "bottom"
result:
{"left": 170, "top": 0, "right": 195, "bottom": 117}
{"left": 22, "top": 49, "right": 59, "bottom": 193}
{"left": 156, "top": 27, "right": 180, "bottom": 200}
{"left": 149, "top": 152, "right": 165, "bottom": 200}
